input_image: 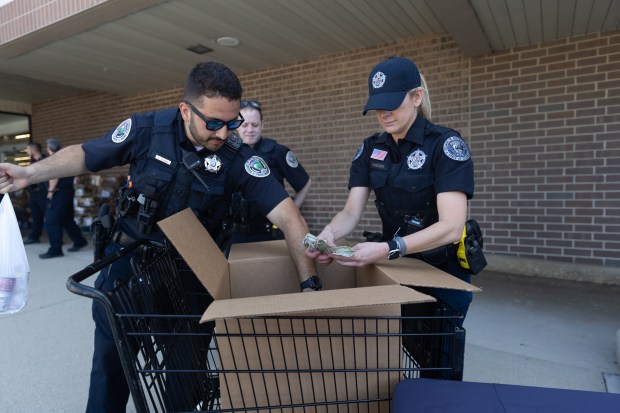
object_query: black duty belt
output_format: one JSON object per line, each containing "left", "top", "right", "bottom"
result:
{"left": 112, "top": 230, "right": 164, "bottom": 262}
{"left": 232, "top": 222, "right": 271, "bottom": 235}
{"left": 114, "top": 231, "right": 137, "bottom": 246}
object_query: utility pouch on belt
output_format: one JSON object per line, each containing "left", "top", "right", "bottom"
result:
{"left": 455, "top": 219, "right": 487, "bottom": 275}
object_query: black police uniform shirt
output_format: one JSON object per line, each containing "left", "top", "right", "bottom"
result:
{"left": 28, "top": 154, "right": 47, "bottom": 192}
{"left": 348, "top": 115, "right": 474, "bottom": 243}
{"left": 81, "top": 109, "right": 289, "bottom": 238}
{"left": 230, "top": 137, "right": 309, "bottom": 226}
{"left": 253, "top": 137, "right": 310, "bottom": 191}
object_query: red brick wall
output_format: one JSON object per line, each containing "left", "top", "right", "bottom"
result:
{"left": 470, "top": 30, "right": 620, "bottom": 268}
{"left": 32, "top": 30, "right": 620, "bottom": 269}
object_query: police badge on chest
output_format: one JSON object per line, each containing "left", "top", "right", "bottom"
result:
{"left": 407, "top": 150, "right": 426, "bottom": 170}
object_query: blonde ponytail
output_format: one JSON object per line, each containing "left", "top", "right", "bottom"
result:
{"left": 419, "top": 73, "right": 431, "bottom": 120}
{"left": 410, "top": 73, "right": 432, "bottom": 120}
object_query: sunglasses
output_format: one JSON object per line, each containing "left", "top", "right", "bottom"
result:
{"left": 240, "top": 100, "right": 261, "bottom": 110}
{"left": 184, "top": 100, "right": 244, "bottom": 131}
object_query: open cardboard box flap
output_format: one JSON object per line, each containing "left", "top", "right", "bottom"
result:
{"left": 201, "top": 284, "right": 434, "bottom": 321}
{"left": 159, "top": 209, "right": 480, "bottom": 323}
{"left": 373, "top": 258, "right": 480, "bottom": 291}
{"left": 159, "top": 208, "right": 230, "bottom": 299}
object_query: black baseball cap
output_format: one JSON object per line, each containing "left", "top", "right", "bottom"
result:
{"left": 363, "top": 56, "right": 421, "bottom": 115}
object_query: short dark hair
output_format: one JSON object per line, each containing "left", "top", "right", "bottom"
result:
{"left": 27, "top": 142, "right": 42, "bottom": 152}
{"left": 183, "top": 61, "right": 243, "bottom": 103}
{"left": 46, "top": 138, "right": 62, "bottom": 152}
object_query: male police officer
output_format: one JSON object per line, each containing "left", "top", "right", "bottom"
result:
{"left": 23, "top": 142, "right": 47, "bottom": 244}
{"left": 39, "top": 138, "right": 88, "bottom": 258}
{"left": 0, "top": 61, "right": 319, "bottom": 413}
{"left": 228, "top": 100, "right": 311, "bottom": 247}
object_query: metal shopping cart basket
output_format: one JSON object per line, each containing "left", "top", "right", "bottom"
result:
{"left": 67, "top": 240, "right": 465, "bottom": 413}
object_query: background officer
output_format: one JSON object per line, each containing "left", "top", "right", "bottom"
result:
{"left": 227, "top": 100, "right": 311, "bottom": 247}
{"left": 306, "top": 56, "right": 476, "bottom": 322}
{"left": 23, "top": 141, "right": 47, "bottom": 244}
{"left": 0, "top": 61, "right": 318, "bottom": 413}
{"left": 39, "top": 138, "right": 88, "bottom": 259}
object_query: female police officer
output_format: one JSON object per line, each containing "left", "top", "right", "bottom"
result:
{"left": 228, "top": 100, "right": 312, "bottom": 247}
{"left": 307, "top": 56, "right": 475, "bottom": 321}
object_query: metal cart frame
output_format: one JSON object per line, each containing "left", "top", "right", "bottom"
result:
{"left": 67, "top": 241, "right": 465, "bottom": 413}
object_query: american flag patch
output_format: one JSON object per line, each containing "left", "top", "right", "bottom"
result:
{"left": 370, "top": 149, "right": 388, "bottom": 161}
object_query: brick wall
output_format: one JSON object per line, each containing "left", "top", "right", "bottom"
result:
{"left": 470, "top": 30, "right": 620, "bottom": 268}
{"left": 32, "top": 30, "right": 620, "bottom": 270}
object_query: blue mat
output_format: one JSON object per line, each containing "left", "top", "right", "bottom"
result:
{"left": 391, "top": 378, "right": 620, "bottom": 412}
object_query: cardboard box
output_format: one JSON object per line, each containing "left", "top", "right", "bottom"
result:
{"left": 159, "top": 209, "right": 480, "bottom": 412}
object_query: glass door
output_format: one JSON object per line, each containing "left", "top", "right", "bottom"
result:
{"left": 0, "top": 111, "right": 31, "bottom": 164}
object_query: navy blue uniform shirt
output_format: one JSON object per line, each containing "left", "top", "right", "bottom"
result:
{"left": 253, "top": 137, "right": 310, "bottom": 191}
{"left": 349, "top": 115, "right": 474, "bottom": 239}
{"left": 81, "top": 110, "right": 289, "bottom": 217}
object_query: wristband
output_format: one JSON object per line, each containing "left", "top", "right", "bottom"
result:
{"left": 394, "top": 236, "right": 407, "bottom": 256}
{"left": 386, "top": 240, "right": 400, "bottom": 260}
{"left": 300, "top": 275, "right": 322, "bottom": 291}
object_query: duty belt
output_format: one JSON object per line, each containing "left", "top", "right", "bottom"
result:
{"left": 113, "top": 230, "right": 138, "bottom": 246}
{"left": 112, "top": 230, "right": 163, "bottom": 261}
{"left": 408, "top": 243, "right": 457, "bottom": 266}
{"left": 232, "top": 221, "right": 271, "bottom": 235}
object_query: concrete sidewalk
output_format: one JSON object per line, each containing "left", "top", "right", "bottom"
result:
{"left": 1, "top": 236, "right": 619, "bottom": 412}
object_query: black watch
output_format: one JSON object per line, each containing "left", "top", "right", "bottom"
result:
{"left": 386, "top": 240, "right": 400, "bottom": 260}
{"left": 300, "top": 275, "right": 323, "bottom": 291}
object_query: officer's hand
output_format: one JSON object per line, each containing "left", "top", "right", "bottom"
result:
{"left": 304, "top": 228, "right": 335, "bottom": 265}
{"left": 316, "top": 229, "right": 336, "bottom": 247}
{"left": 0, "top": 164, "right": 29, "bottom": 194}
{"left": 332, "top": 242, "right": 387, "bottom": 267}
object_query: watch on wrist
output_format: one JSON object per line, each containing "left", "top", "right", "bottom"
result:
{"left": 300, "top": 275, "right": 323, "bottom": 291}
{"left": 386, "top": 240, "right": 401, "bottom": 260}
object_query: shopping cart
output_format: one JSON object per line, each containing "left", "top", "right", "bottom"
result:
{"left": 67, "top": 240, "right": 465, "bottom": 413}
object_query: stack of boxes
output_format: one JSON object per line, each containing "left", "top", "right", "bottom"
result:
{"left": 73, "top": 174, "right": 124, "bottom": 231}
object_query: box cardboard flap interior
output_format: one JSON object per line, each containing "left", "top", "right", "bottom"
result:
{"left": 228, "top": 240, "right": 356, "bottom": 297}
{"left": 229, "top": 239, "right": 290, "bottom": 260}
{"left": 374, "top": 259, "right": 481, "bottom": 292}
{"left": 201, "top": 284, "right": 435, "bottom": 322}
{"left": 158, "top": 208, "right": 230, "bottom": 300}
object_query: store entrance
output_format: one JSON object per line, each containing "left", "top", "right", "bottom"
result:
{"left": 0, "top": 111, "right": 32, "bottom": 226}
{"left": 0, "top": 111, "right": 31, "bottom": 164}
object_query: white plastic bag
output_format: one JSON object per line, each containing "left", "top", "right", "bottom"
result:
{"left": 0, "top": 194, "right": 30, "bottom": 313}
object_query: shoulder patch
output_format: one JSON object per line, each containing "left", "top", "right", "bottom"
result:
{"left": 285, "top": 151, "right": 299, "bottom": 168}
{"left": 111, "top": 118, "right": 132, "bottom": 143}
{"left": 353, "top": 143, "right": 364, "bottom": 161}
{"left": 244, "top": 156, "right": 271, "bottom": 178}
{"left": 443, "top": 136, "right": 470, "bottom": 161}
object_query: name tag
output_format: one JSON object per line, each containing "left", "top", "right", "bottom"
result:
{"left": 155, "top": 154, "right": 172, "bottom": 165}
{"left": 370, "top": 161, "right": 387, "bottom": 170}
